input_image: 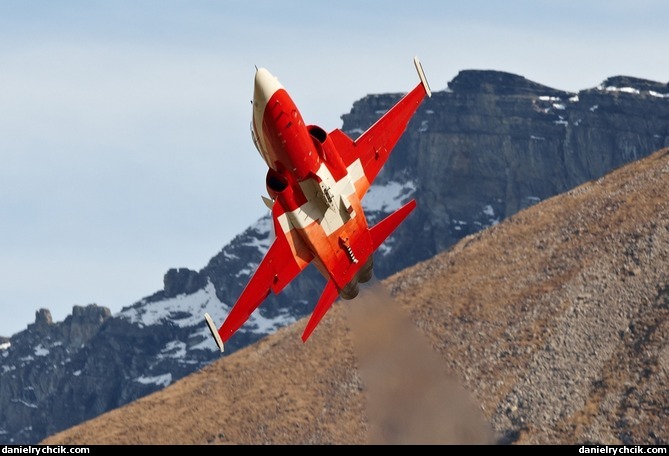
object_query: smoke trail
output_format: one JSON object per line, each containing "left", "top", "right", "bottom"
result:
{"left": 346, "top": 280, "right": 496, "bottom": 444}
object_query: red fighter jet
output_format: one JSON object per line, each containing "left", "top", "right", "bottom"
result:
{"left": 205, "top": 57, "right": 431, "bottom": 351}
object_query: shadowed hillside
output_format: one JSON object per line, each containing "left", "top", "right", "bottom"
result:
{"left": 43, "top": 148, "right": 669, "bottom": 445}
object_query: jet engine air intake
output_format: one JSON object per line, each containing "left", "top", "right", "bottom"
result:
{"left": 308, "top": 125, "right": 347, "bottom": 180}
{"left": 266, "top": 168, "right": 288, "bottom": 199}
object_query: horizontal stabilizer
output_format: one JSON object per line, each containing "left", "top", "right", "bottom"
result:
{"left": 369, "top": 199, "right": 417, "bottom": 250}
{"left": 302, "top": 279, "right": 339, "bottom": 342}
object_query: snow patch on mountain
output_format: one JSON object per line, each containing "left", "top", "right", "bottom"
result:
{"left": 363, "top": 180, "right": 416, "bottom": 213}
{"left": 134, "top": 373, "right": 172, "bottom": 388}
{"left": 33, "top": 345, "right": 49, "bottom": 357}
{"left": 242, "top": 216, "right": 273, "bottom": 254}
{"left": 483, "top": 204, "right": 501, "bottom": 226}
{"left": 118, "top": 281, "right": 230, "bottom": 329}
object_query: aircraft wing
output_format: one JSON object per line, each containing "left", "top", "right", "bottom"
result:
{"left": 205, "top": 202, "right": 311, "bottom": 351}
{"left": 329, "top": 57, "right": 431, "bottom": 199}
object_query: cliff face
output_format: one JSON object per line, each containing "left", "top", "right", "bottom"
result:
{"left": 342, "top": 70, "right": 669, "bottom": 276}
{"left": 0, "top": 306, "right": 112, "bottom": 442}
{"left": 1, "top": 69, "right": 667, "bottom": 444}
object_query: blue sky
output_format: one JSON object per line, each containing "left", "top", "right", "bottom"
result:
{"left": 1, "top": 0, "right": 668, "bottom": 337}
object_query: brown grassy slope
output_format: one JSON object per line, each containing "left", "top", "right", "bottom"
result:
{"left": 43, "top": 148, "right": 669, "bottom": 445}
{"left": 44, "top": 311, "right": 366, "bottom": 444}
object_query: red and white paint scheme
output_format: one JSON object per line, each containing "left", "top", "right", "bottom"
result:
{"left": 205, "top": 57, "right": 431, "bottom": 351}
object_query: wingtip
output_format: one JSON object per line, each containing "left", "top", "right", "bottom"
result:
{"left": 204, "top": 313, "right": 225, "bottom": 353}
{"left": 301, "top": 280, "right": 339, "bottom": 343}
{"left": 413, "top": 56, "right": 432, "bottom": 98}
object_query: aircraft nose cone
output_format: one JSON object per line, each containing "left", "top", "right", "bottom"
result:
{"left": 254, "top": 68, "right": 283, "bottom": 109}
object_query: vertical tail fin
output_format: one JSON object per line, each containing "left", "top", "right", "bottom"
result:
{"left": 302, "top": 279, "right": 339, "bottom": 342}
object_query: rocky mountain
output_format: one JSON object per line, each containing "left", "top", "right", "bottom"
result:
{"left": 1, "top": 69, "right": 668, "bottom": 444}
{"left": 42, "top": 147, "right": 669, "bottom": 445}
